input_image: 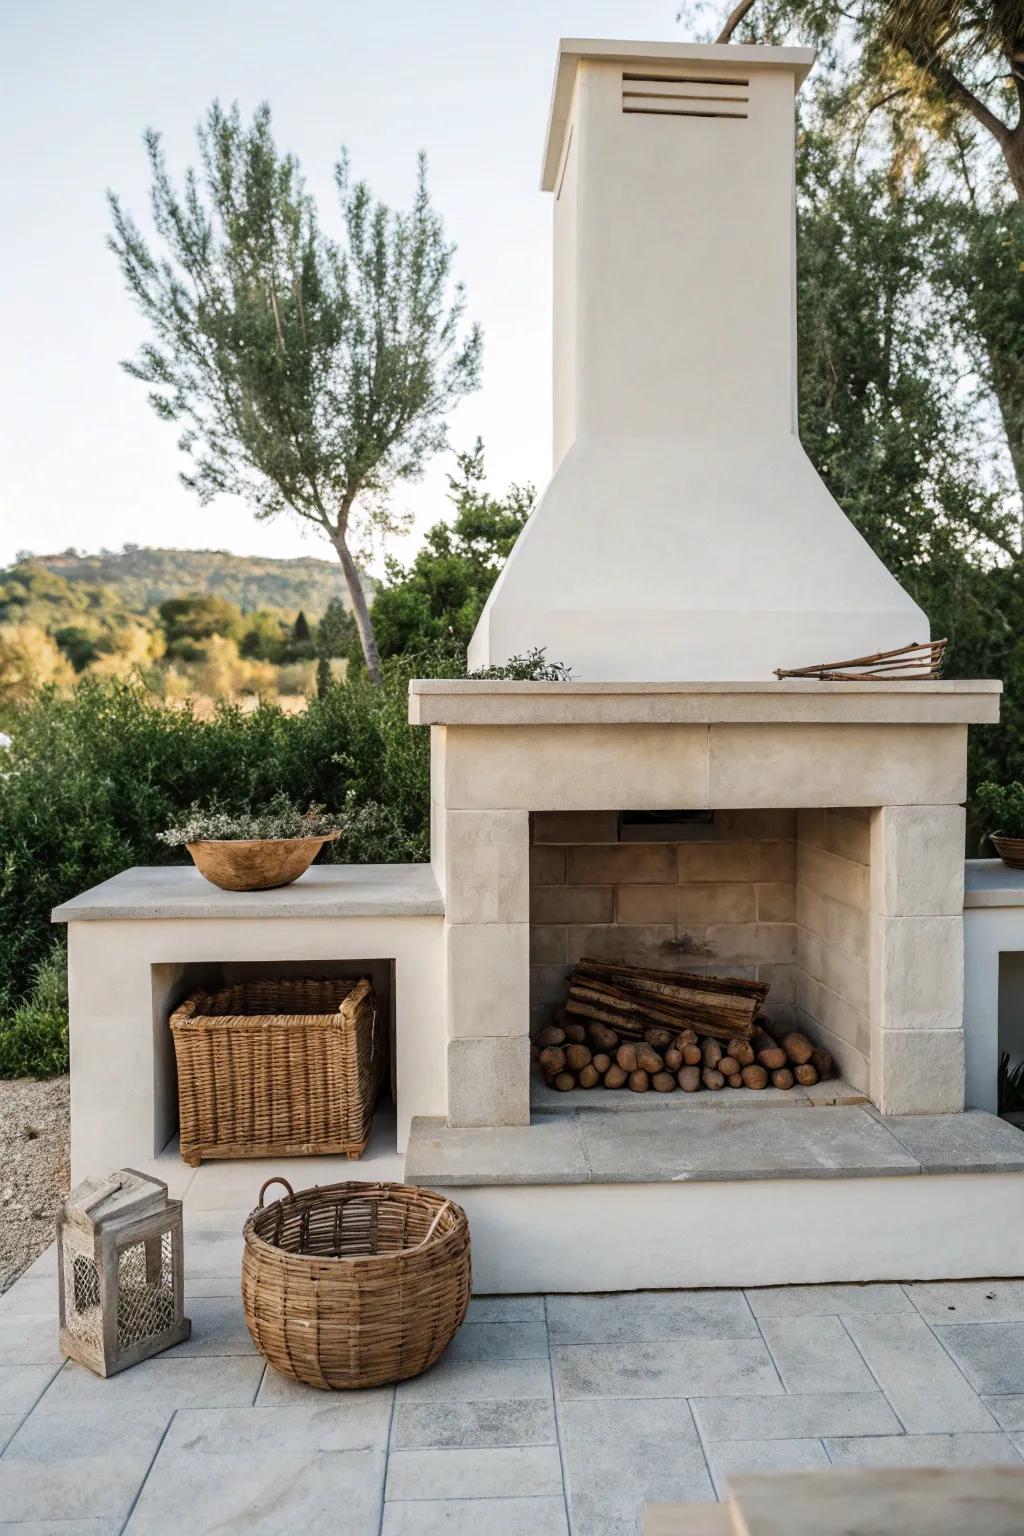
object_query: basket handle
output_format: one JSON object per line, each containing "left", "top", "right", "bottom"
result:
{"left": 257, "top": 1177, "right": 295, "bottom": 1209}
{"left": 414, "top": 1199, "right": 452, "bottom": 1250}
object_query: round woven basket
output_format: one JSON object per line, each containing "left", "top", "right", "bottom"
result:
{"left": 992, "top": 834, "right": 1024, "bottom": 871}
{"left": 242, "top": 1179, "right": 471, "bottom": 1390}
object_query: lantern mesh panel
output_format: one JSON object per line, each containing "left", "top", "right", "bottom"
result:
{"left": 116, "top": 1232, "right": 176, "bottom": 1346}
{"left": 61, "top": 1245, "right": 103, "bottom": 1353}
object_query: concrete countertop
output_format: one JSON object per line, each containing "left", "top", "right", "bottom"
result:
{"left": 964, "top": 859, "right": 1024, "bottom": 909}
{"left": 52, "top": 863, "right": 444, "bottom": 922}
{"left": 408, "top": 678, "right": 1002, "bottom": 728}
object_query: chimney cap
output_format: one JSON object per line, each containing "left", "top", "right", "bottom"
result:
{"left": 542, "top": 37, "right": 816, "bottom": 190}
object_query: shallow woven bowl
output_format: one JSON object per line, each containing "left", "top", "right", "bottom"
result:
{"left": 992, "top": 834, "right": 1024, "bottom": 872}
{"left": 186, "top": 832, "right": 340, "bottom": 892}
{"left": 242, "top": 1178, "right": 472, "bottom": 1389}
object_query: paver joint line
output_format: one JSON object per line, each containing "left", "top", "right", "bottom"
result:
{"left": 835, "top": 1310, "right": 896, "bottom": 1409}
{"left": 100, "top": 1403, "right": 178, "bottom": 1536}
{"left": 379, "top": 1385, "right": 398, "bottom": 1536}
{"left": 543, "top": 1295, "right": 574, "bottom": 1536}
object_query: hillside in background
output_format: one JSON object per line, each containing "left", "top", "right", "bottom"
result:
{"left": 0, "top": 546, "right": 367, "bottom": 705}
{"left": 32, "top": 545, "right": 369, "bottom": 618}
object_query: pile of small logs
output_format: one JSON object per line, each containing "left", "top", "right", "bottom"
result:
{"left": 534, "top": 957, "right": 833, "bottom": 1094}
{"left": 535, "top": 1018, "right": 834, "bottom": 1094}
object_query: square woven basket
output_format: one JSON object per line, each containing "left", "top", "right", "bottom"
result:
{"left": 170, "top": 977, "right": 383, "bottom": 1167}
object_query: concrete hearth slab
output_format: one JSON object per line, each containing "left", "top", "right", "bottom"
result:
{"left": 876, "top": 1110, "right": 1024, "bottom": 1173}
{"left": 531, "top": 1076, "right": 868, "bottom": 1114}
{"left": 581, "top": 1107, "right": 918, "bottom": 1183}
{"left": 405, "top": 1108, "right": 1024, "bottom": 1187}
{"left": 403, "top": 1115, "right": 589, "bottom": 1186}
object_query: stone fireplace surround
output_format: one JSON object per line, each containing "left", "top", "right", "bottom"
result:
{"left": 410, "top": 677, "right": 1001, "bottom": 1127}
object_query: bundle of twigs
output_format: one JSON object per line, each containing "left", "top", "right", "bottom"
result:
{"left": 774, "top": 639, "right": 946, "bottom": 682}
{"left": 563, "top": 957, "right": 767, "bottom": 1044}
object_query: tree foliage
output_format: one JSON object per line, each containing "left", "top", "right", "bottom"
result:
{"left": 0, "top": 551, "right": 366, "bottom": 702}
{"left": 108, "top": 102, "right": 482, "bottom": 682}
{"left": 370, "top": 440, "right": 533, "bottom": 658}
{"left": 795, "top": 134, "right": 1013, "bottom": 574}
{"left": 28, "top": 545, "right": 363, "bottom": 618}
{"left": 712, "top": 1, "right": 1024, "bottom": 200}
{"left": 674, "top": 0, "right": 1024, "bottom": 837}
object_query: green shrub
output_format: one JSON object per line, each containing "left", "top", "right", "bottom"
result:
{"left": 468, "top": 649, "right": 572, "bottom": 681}
{"left": 0, "top": 652, "right": 462, "bottom": 1060}
{"left": 976, "top": 781, "right": 1024, "bottom": 840}
{"left": 0, "top": 643, "right": 566, "bottom": 1075}
{"left": 0, "top": 943, "right": 69, "bottom": 1077}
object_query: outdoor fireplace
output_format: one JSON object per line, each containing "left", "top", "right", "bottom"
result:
{"left": 411, "top": 677, "right": 992, "bottom": 1125}
{"left": 406, "top": 38, "right": 998, "bottom": 1132}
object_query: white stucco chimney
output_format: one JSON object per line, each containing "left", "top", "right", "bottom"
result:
{"left": 468, "top": 39, "right": 927, "bottom": 681}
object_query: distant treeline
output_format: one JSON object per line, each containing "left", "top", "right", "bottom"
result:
{"left": 22, "top": 544, "right": 370, "bottom": 618}
{"left": 0, "top": 554, "right": 360, "bottom": 703}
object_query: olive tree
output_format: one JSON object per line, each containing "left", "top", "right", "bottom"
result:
{"left": 108, "top": 102, "right": 482, "bottom": 682}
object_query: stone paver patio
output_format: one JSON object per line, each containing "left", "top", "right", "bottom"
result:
{"left": 2, "top": 1110, "right": 1024, "bottom": 1534}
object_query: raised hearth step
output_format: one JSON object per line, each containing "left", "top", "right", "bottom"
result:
{"left": 404, "top": 1108, "right": 1024, "bottom": 1188}
{"left": 532, "top": 1073, "right": 868, "bottom": 1114}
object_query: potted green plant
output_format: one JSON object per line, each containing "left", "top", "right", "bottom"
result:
{"left": 976, "top": 781, "right": 1024, "bottom": 870}
{"left": 159, "top": 800, "right": 342, "bottom": 892}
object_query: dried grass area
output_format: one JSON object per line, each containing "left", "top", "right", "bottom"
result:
{"left": 0, "top": 1075, "right": 69, "bottom": 1293}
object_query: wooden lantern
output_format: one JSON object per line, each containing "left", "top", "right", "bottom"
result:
{"left": 57, "top": 1168, "right": 190, "bottom": 1377}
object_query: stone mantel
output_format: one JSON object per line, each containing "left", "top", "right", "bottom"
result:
{"left": 409, "top": 679, "right": 1001, "bottom": 728}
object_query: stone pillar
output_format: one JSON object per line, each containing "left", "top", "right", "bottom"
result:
{"left": 443, "top": 807, "right": 532, "bottom": 1126}
{"left": 869, "top": 805, "right": 966, "bottom": 1114}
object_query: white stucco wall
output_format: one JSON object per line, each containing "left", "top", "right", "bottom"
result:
{"left": 964, "top": 861, "right": 1024, "bottom": 1113}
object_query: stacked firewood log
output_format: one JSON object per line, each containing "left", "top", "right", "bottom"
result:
{"left": 535, "top": 957, "right": 833, "bottom": 1094}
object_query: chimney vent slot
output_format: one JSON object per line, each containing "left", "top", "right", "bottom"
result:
{"left": 621, "top": 72, "right": 749, "bottom": 120}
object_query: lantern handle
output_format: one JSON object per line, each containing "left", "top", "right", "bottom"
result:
{"left": 257, "top": 1177, "right": 295, "bottom": 1208}
{"left": 66, "top": 1174, "right": 124, "bottom": 1219}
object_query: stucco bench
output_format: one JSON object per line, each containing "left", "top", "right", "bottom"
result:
{"left": 964, "top": 858, "right": 1024, "bottom": 1113}
{"left": 53, "top": 864, "right": 446, "bottom": 1181}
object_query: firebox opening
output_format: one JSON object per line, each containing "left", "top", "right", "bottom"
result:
{"left": 529, "top": 807, "right": 872, "bottom": 1100}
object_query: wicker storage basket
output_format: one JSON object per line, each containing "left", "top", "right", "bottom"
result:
{"left": 242, "top": 1178, "right": 472, "bottom": 1389}
{"left": 170, "top": 978, "right": 383, "bottom": 1167}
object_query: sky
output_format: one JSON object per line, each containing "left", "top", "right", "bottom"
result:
{"left": 0, "top": 0, "right": 691, "bottom": 574}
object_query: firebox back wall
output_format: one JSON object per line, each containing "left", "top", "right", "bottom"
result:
{"left": 528, "top": 809, "right": 798, "bottom": 1036}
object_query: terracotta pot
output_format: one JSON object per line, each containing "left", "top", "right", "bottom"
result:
{"left": 186, "top": 832, "right": 340, "bottom": 892}
{"left": 991, "top": 834, "right": 1024, "bottom": 871}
